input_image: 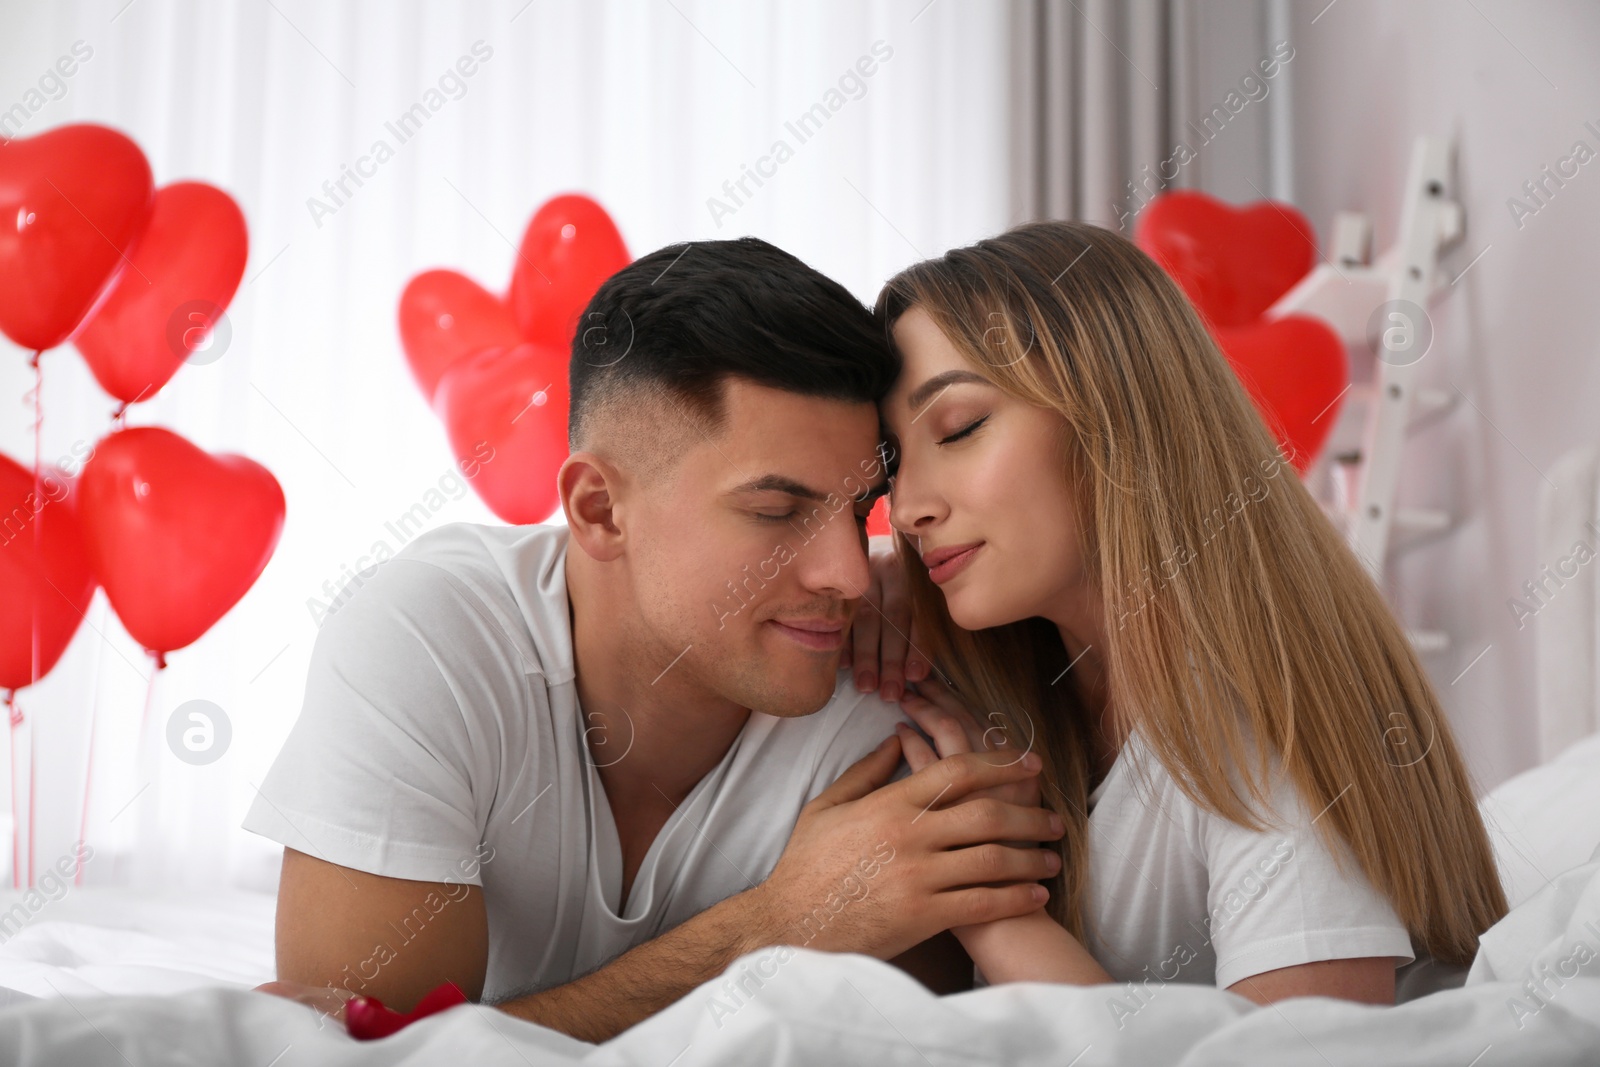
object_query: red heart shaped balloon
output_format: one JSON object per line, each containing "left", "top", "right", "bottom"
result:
{"left": 0, "top": 453, "right": 97, "bottom": 691}
{"left": 433, "top": 343, "right": 569, "bottom": 524}
{"left": 398, "top": 269, "right": 522, "bottom": 402}
{"left": 1135, "top": 191, "right": 1317, "bottom": 329}
{"left": 1214, "top": 315, "right": 1348, "bottom": 473}
{"left": 0, "top": 124, "right": 154, "bottom": 351}
{"left": 78, "top": 427, "right": 285, "bottom": 655}
{"left": 866, "top": 497, "right": 891, "bottom": 537}
{"left": 508, "top": 195, "right": 630, "bottom": 349}
{"left": 73, "top": 182, "right": 248, "bottom": 404}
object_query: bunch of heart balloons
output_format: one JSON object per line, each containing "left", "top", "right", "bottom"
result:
{"left": 1134, "top": 190, "right": 1348, "bottom": 472}
{"left": 0, "top": 123, "right": 284, "bottom": 694}
{"left": 399, "top": 194, "right": 631, "bottom": 525}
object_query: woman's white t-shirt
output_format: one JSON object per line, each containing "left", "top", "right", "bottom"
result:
{"left": 1078, "top": 728, "right": 1460, "bottom": 1003}
{"left": 241, "top": 522, "right": 915, "bottom": 1003}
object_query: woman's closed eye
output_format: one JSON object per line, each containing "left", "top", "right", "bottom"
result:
{"left": 937, "top": 414, "right": 989, "bottom": 446}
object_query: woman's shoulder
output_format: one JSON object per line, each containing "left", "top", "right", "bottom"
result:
{"left": 1099, "top": 723, "right": 1314, "bottom": 844}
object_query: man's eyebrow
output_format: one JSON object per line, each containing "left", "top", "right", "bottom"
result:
{"left": 729, "top": 472, "right": 889, "bottom": 505}
{"left": 727, "top": 474, "right": 830, "bottom": 501}
{"left": 906, "top": 369, "right": 990, "bottom": 413}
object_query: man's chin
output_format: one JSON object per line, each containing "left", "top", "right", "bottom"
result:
{"left": 735, "top": 666, "right": 841, "bottom": 718}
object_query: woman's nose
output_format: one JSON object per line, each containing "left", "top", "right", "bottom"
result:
{"left": 888, "top": 466, "right": 941, "bottom": 535}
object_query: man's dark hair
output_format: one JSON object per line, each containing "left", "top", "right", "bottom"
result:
{"left": 568, "top": 237, "right": 897, "bottom": 454}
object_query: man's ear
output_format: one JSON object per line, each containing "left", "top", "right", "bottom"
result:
{"left": 558, "top": 451, "right": 626, "bottom": 563}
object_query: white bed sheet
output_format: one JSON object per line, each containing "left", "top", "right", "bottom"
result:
{"left": 0, "top": 860, "right": 1596, "bottom": 1065}
{"left": 0, "top": 739, "right": 1596, "bottom": 1065}
{"left": 0, "top": 888, "right": 274, "bottom": 1002}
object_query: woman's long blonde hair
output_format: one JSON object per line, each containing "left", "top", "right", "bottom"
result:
{"left": 875, "top": 219, "right": 1506, "bottom": 965}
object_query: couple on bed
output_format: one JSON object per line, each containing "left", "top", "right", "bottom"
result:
{"left": 248, "top": 221, "right": 1508, "bottom": 1044}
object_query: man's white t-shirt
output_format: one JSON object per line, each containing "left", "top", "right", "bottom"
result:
{"left": 242, "top": 522, "right": 915, "bottom": 1002}
{"left": 1079, "top": 727, "right": 1461, "bottom": 1003}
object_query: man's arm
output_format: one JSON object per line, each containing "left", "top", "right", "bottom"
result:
{"left": 490, "top": 882, "right": 776, "bottom": 1040}
{"left": 496, "top": 740, "right": 1044, "bottom": 1037}
{"left": 271, "top": 847, "right": 491, "bottom": 1011}
{"left": 262, "top": 845, "right": 770, "bottom": 1041}
{"left": 271, "top": 849, "right": 972, "bottom": 1037}
{"left": 264, "top": 739, "right": 1058, "bottom": 1043}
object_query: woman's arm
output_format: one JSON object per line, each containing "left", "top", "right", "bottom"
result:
{"left": 951, "top": 907, "right": 1110, "bottom": 986}
{"left": 896, "top": 685, "right": 1397, "bottom": 1005}
{"left": 1227, "top": 958, "right": 1396, "bottom": 1006}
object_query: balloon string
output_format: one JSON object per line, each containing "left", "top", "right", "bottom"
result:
{"left": 27, "top": 715, "right": 35, "bottom": 888}
{"left": 21, "top": 349, "right": 43, "bottom": 891}
{"left": 74, "top": 685, "right": 99, "bottom": 888}
{"left": 27, "top": 351, "right": 42, "bottom": 694}
{"left": 5, "top": 690, "right": 18, "bottom": 890}
{"left": 135, "top": 652, "right": 164, "bottom": 782}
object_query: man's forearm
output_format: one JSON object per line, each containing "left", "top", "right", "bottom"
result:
{"left": 491, "top": 885, "right": 775, "bottom": 1043}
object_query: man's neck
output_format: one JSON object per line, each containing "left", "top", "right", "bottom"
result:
{"left": 565, "top": 547, "right": 751, "bottom": 813}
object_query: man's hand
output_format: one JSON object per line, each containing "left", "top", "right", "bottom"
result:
{"left": 843, "top": 534, "right": 930, "bottom": 702}
{"left": 749, "top": 733, "right": 1064, "bottom": 962}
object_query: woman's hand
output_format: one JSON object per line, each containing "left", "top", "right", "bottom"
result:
{"left": 844, "top": 535, "right": 930, "bottom": 703}
{"left": 894, "top": 675, "right": 1041, "bottom": 811}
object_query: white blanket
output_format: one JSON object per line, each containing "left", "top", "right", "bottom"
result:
{"left": 5, "top": 736, "right": 1600, "bottom": 1065}
{"left": 0, "top": 859, "right": 1598, "bottom": 1065}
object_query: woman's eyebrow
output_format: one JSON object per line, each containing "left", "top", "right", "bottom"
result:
{"left": 905, "top": 369, "right": 989, "bottom": 414}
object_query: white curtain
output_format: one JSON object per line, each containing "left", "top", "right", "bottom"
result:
{"left": 1008, "top": 0, "right": 1184, "bottom": 228}
{"left": 1006, "top": 0, "right": 1288, "bottom": 228}
{"left": 0, "top": 0, "right": 1025, "bottom": 892}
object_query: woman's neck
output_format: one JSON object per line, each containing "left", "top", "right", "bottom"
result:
{"left": 1071, "top": 652, "right": 1120, "bottom": 786}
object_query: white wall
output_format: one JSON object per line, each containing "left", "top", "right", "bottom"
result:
{"left": 1281, "top": 0, "right": 1600, "bottom": 791}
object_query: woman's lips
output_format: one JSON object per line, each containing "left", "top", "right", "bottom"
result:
{"left": 925, "top": 542, "right": 982, "bottom": 585}
{"left": 767, "top": 618, "right": 846, "bottom": 651}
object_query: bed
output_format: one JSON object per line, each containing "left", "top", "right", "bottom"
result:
{"left": 1, "top": 734, "right": 1598, "bottom": 1065}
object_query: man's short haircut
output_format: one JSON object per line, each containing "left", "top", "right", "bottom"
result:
{"left": 568, "top": 237, "right": 897, "bottom": 472}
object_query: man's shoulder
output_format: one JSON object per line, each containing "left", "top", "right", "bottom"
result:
{"left": 809, "top": 671, "right": 915, "bottom": 735}
{"left": 770, "top": 672, "right": 915, "bottom": 794}
{"left": 319, "top": 521, "right": 574, "bottom": 681}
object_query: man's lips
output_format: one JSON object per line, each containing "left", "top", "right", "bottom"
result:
{"left": 922, "top": 541, "right": 983, "bottom": 585}
{"left": 767, "top": 617, "right": 846, "bottom": 651}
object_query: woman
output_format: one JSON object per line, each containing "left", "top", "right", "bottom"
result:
{"left": 851, "top": 219, "right": 1507, "bottom": 1007}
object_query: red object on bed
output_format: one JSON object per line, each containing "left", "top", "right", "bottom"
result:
{"left": 344, "top": 980, "right": 469, "bottom": 1041}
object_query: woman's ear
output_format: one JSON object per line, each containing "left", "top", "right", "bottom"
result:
{"left": 558, "top": 452, "right": 625, "bottom": 562}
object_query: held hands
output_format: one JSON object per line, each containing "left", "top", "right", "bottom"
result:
{"left": 753, "top": 734, "right": 1064, "bottom": 963}
{"left": 893, "top": 678, "right": 1088, "bottom": 986}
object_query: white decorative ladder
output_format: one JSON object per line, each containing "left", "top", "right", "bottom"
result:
{"left": 1267, "top": 136, "right": 1466, "bottom": 655}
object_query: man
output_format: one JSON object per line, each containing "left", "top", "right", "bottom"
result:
{"left": 246, "top": 237, "right": 1062, "bottom": 1043}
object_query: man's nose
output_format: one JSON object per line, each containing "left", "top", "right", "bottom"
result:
{"left": 794, "top": 507, "right": 872, "bottom": 600}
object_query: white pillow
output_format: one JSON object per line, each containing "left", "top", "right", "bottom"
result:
{"left": 1479, "top": 732, "right": 1600, "bottom": 909}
